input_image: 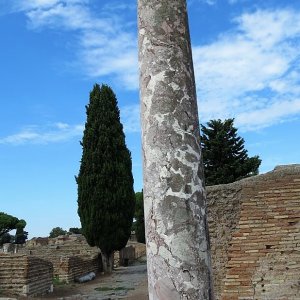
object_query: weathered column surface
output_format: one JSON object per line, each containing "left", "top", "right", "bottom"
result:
{"left": 138, "top": 1, "right": 213, "bottom": 299}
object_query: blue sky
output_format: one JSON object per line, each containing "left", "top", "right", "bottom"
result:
{"left": 0, "top": 0, "right": 299, "bottom": 238}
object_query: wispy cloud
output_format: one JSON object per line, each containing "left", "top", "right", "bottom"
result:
{"left": 0, "top": 103, "right": 140, "bottom": 145}
{"left": 228, "top": 0, "right": 251, "bottom": 4}
{"left": 188, "top": 0, "right": 216, "bottom": 5}
{"left": 10, "top": 0, "right": 138, "bottom": 90}
{"left": 193, "top": 8, "right": 300, "bottom": 130}
{"left": 102, "top": 1, "right": 136, "bottom": 11}
{"left": 205, "top": 0, "right": 216, "bottom": 5}
{"left": 199, "top": 0, "right": 216, "bottom": 5}
{"left": 120, "top": 104, "right": 140, "bottom": 133}
{"left": 4, "top": 3, "right": 300, "bottom": 132}
{"left": 0, "top": 123, "right": 83, "bottom": 145}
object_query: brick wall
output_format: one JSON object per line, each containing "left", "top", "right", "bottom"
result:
{"left": 207, "top": 165, "right": 300, "bottom": 300}
{"left": 58, "top": 255, "right": 101, "bottom": 283}
{"left": 0, "top": 254, "right": 53, "bottom": 297}
{"left": 115, "top": 242, "right": 146, "bottom": 267}
{"left": 23, "top": 235, "right": 102, "bottom": 283}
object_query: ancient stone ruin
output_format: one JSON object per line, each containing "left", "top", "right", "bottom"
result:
{"left": 0, "top": 234, "right": 100, "bottom": 297}
{"left": 207, "top": 164, "right": 300, "bottom": 300}
{"left": 0, "top": 234, "right": 146, "bottom": 297}
{"left": 23, "top": 234, "right": 102, "bottom": 283}
{"left": 0, "top": 165, "right": 298, "bottom": 299}
{"left": 0, "top": 254, "right": 53, "bottom": 297}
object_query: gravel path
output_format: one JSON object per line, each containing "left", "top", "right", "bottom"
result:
{"left": 40, "top": 258, "right": 148, "bottom": 300}
{"left": 1, "top": 259, "right": 148, "bottom": 300}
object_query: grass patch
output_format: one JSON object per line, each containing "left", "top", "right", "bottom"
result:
{"left": 53, "top": 275, "right": 67, "bottom": 286}
{"left": 95, "top": 286, "right": 135, "bottom": 292}
{"left": 137, "top": 257, "right": 147, "bottom": 263}
{"left": 115, "top": 287, "right": 134, "bottom": 291}
{"left": 95, "top": 287, "right": 111, "bottom": 292}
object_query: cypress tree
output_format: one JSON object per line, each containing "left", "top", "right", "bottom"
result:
{"left": 201, "top": 118, "right": 261, "bottom": 186}
{"left": 134, "top": 191, "right": 145, "bottom": 244}
{"left": 77, "top": 84, "right": 135, "bottom": 272}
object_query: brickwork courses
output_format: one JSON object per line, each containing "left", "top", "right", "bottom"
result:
{"left": 3, "top": 165, "right": 297, "bottom": 299}
{"left": 207, "top": 165, "right": 300, "bottom": 300}
{"left": 0, "top": 233, "right": 146, "bottom": 297}
{"left": 22, "top": 235, "right": 102, "bottom": 283}
{"left": 117, "top": 242, "right": 147, "bottom": 266}
{"left": 0, "top": 254, "right": 53, "bottom": 297}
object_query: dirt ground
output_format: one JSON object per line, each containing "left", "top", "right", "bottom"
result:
{"left": 4, "top": 257, "right": 148, "bottom": 300}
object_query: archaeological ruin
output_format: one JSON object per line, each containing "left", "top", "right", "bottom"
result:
{"left": 0, "top": 254, "right": 53, "bottom": 297}
{"left": 0, "top": 234, "right": 146, "bottom": 297}
{"left": 207, "top": 164, "right": 300, "bottom": 300}
{"left": 0, "top": 164, "right": 299, "bottom": 299}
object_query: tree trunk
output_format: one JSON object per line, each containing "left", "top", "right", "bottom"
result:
{"left": 138, "top": 1, "right": 214, "bottom": 299}
{"left": 102, "top": 252, "right": 114, "bottom": 274}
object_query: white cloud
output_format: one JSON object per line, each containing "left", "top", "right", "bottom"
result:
{"left": 120, "top": 104, "right": 140, "bottom": 133}
{"left": 202, "top": 0, "right": 216, "bottom": 5}
{"left": 228, "top": 0, "right": 251, "bottom": 4}
{"left": 12, "top": 0, "right": 89, "bottom": 11}
{"left": 236, "top": 98, "right": 300, "bottom": 131}
{"left": 5, "top": 3, "right": 300, "bottom": 131}
{"left": 0, "top": 123, "right": 84, "bottom": 145}
{"left": 102, "top": 1, "right": 136, "bottom": 11}
{"left": 193, "top": 8, "right": 300, "bottom": 130}
{"left": 188, "top": 0, "right": 216, "bottom": 5}
{"left": 11, "top": 0, "right": 138, "bottom": 90}
{"left": 79, "top": 30, "right": 138, "bottom": 89}
{"left": 0, "top": 103, "right": 140, "bottom": 145}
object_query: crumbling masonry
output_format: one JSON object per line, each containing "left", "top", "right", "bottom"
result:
{"left": 0, "top": 165, "right": 298, "bottom": 299}
{"left": 207, "top": 165, "right": 300, "bottom": 300}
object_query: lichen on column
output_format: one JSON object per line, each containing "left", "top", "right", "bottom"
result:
{"left": 138, "top": 1, "right": 214, "bottom": 299}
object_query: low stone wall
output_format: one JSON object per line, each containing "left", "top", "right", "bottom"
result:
{"left": 115, "top": 242, "right": 147, "bottom": 267}
{"left": 25, "top": 252, "right": 101, "bottom": 283}
{"left": 23, "top": 236, "right": 102, "bottom": 283}
{"left": 132, "top": 242, "right": 147, "bottom": 259}
{"left": 0, "top": 254, "right": 53, "bottom": 297}
{"left": 119, "top": 246, "right": 135, "bottom": 266}
{"left": 207, "top": 165, "right": 300, "bottom": 300}
{"left": 58, "top": 255, "right": 101, "bottom": 283}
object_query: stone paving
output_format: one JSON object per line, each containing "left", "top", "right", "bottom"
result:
{"left": 42, "top": 257, "right": 148, "bottom": 300}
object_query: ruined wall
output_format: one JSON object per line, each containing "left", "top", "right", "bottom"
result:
{"left": 115, "top": 242, "right": 147, "bottom": 267}
{"left": 23, "top": 235, "right": 102, "bottom": 283}
{"left": 58, "top": 255, "right": 101, "bottom": 283}
{"left": 0, "top": 254, "right": 53, "bottom": 296}
{"left": 207, "top": 165, "right": 300, "bottom": 300}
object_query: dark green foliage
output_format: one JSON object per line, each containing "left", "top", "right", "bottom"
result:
{"left": 0, "top": 233, "right": 13, "bottom": 245}
{"left": 49, "top": 227, "right": 67, "bottom": 238}
{"left": 0, "top": 212, "right": 19, "bottom": 239}
{"left": 77, "top": 84, "right": 135, "bottom": 258}
{"left": 201, "top": 119, "right": 261, "bottom": 186}
{"left": 134, "top": 191, "right": 145, "bottom": 244}
{"left": 15, "top": 228, "right": 28, "bottom": 244}
{"left": 68, "top": 227, "right": 82, "bottom": 234}
{"left": 53, "top": 275, "right": 67, "bottom": 286}
{"left": 15, "top": 220, "right": 28, "bottom": 244}
{"left": 0, "top": 212, "right": 27, "bottom": 244}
